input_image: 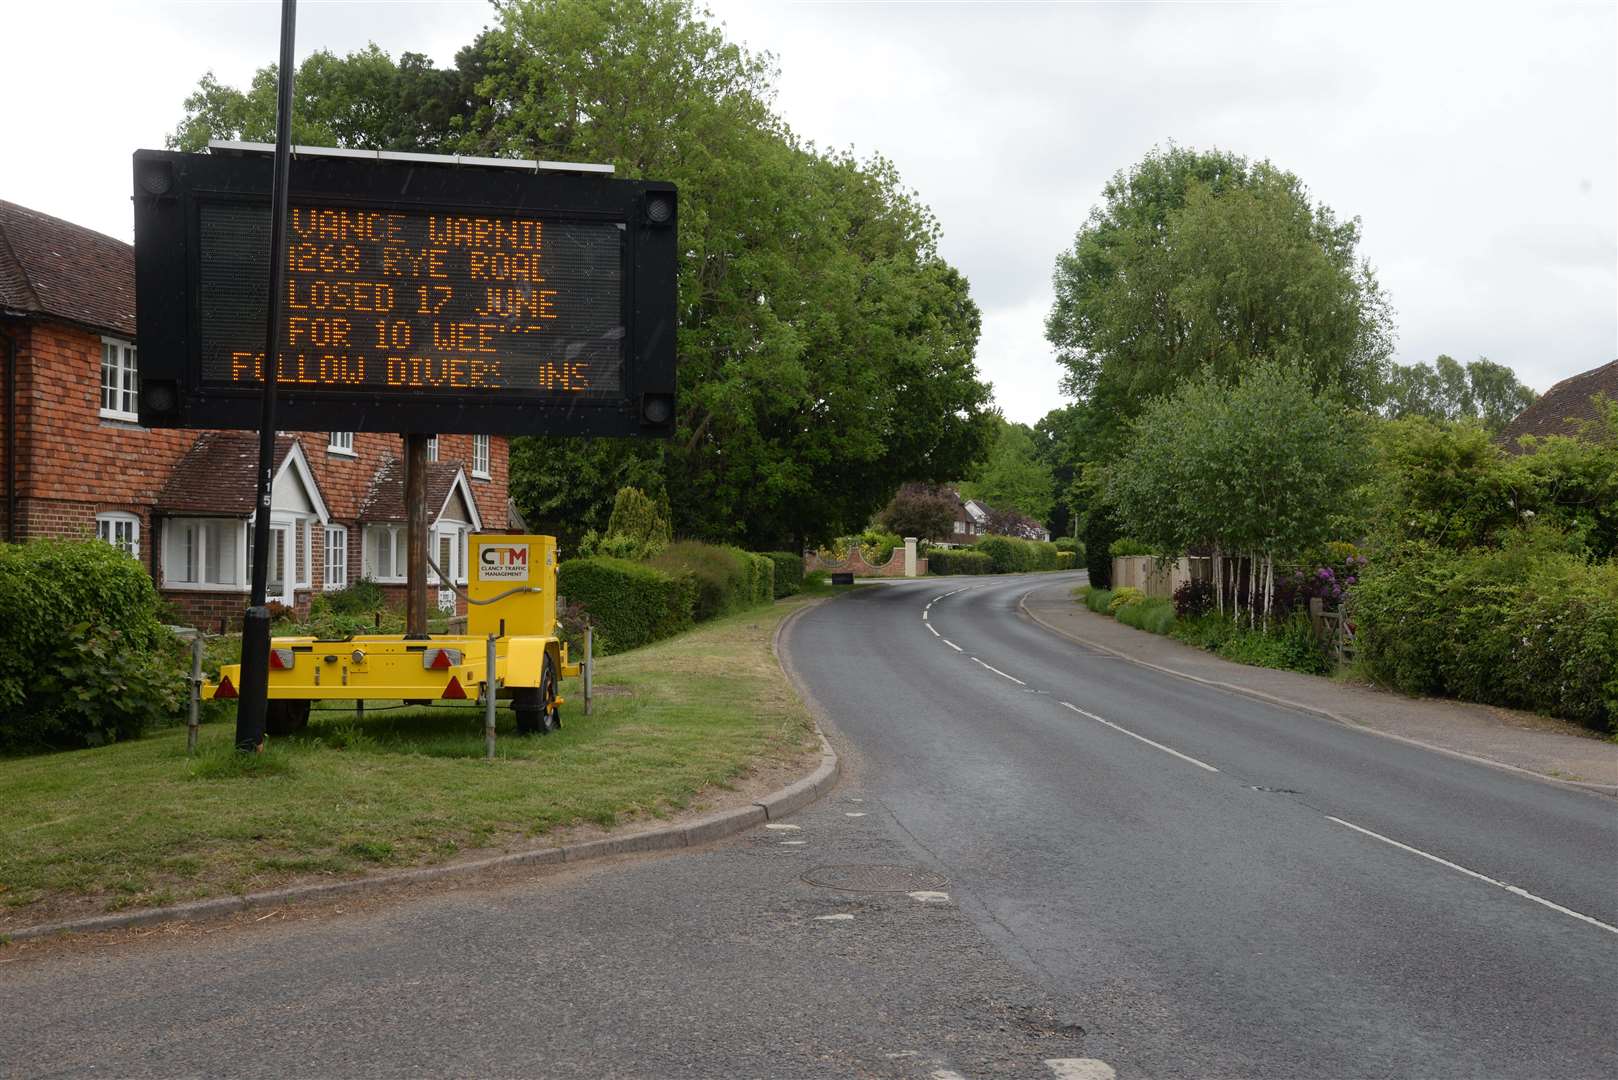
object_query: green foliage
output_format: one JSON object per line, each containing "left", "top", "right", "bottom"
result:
{"left": 298, "top": 595, "right": 381, "bottom": 641}
{"left": 557, "top": 556, "right": 696, "bottom": 654}
{"left": 1082, "top": 503, "right": 1120, "bottom": 588}
{"left": 605, "top": 486, "right": 672, "bottom": 553}
{"left": 763, "top": 552, "right": 804, "bottom": 597}
{"left": 928, "top": 549, "right": 993, "bottom": 575}
{"left": 745, "top": 553, "right": 776, "bottom": 606}
{"left": 1107, "top": 587, "right": 1146, "bottom": 613}
{"left": 1054, "top": 537, "right": 1080, "bottom": 554}
{"left": 878, "top": 483, "right": 960, "bottom": 542}
{"left": 1381, "top": 355, "right": 1537, "bottom": 434}
{"left": 0, "top": 541, "right": 184, "bottom": 752}
{"left": 1047, "top": 145, "right": 1392, "bottom": 454}
{"left": 648, "top": 541, "right": 768, "bottom": 622}
{"left": 1353, "top": 536, "right": 1618, "bottom": 730}
{"left": 960, "top": 418, "right": 1055, "bottom": 522}
{"left": 323, "top": 577, "right": 388, "bottom": 616}
{"left": 1117, "top": 598, "right": 1177, "bottom": 635}
{"left": 1169, "top": 612, "right": 1329, "bottom": 675}
{"left": 855, "top": 531, "right": 904, "bottom": 568}
{"left": 1107, "top": 538, "right": 1156, "bottom": 557}
{"left": 973, "top": 535, "right": 1060, "bottom": 574}
{"left": 1056, "top": 552, "right": 1076, "bottom": 569}
{"left": 1084, "top": 588, "right": 1115, "bottom": 614}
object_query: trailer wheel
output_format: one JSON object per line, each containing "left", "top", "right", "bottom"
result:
{"left": 514, "top": 654, "right": 561, "bottom": 735}
{"left": 265, "top": 700, "right": 311, "bottom": 736}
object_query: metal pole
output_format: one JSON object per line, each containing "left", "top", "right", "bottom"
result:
{"left": 404, "top": 433, "right": 430, "bottom": 638}
{"left": 236, "top": 0, "right": 298, "bottom": 753}
{"left": 484, "top": 633, "right": 498, "bottom": 761}
{"left": 187, "top": 634, "right": 203, "bottom": 755}
{"left": 583, "top": 625, "right": 593, "bottom": 716}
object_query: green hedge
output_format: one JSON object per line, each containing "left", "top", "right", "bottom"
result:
{"left": 1117, "top": 597, "right": 1176, "bottom": 635}
{"left": 0, "top": 540, "right": 183, "bottom": 751}
{"left": 975, "top": 536, "right": 1062, "bottom": 574}
{"left": 746, "top": 552, "right": 776, "bottom": 606}
{"left": 1354, "top": 541, "right": 1618, "bottom": 730}
{"left": 1056, "top": 551, "right": 1076, "bottom": 570}
{"left": 558, "top": 556, "right": 696, "bottom": 655}
{"left": 1084, "top": 506, "right": 1120, "bottom": 588}
{"left": 1084, "top": 588, "right": 1114, "bottom": 613}
{"left": 649, "top": 541, "right": 772, "bottom": 622}
{"left": 1054, "top": 537, "right": 1079, "bottom": 553}
{"left": 764, "top": 552, "right": 803, "bottom": 597}
{"left": 928, "top": 549, "right": 992, "bottom": 575}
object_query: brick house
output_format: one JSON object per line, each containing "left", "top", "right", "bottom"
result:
{"left": 1499, "top": 359, "right": 1618, "bottom": 451}
{"left": 0, "top": 198, "right": 512, "bottom": 630}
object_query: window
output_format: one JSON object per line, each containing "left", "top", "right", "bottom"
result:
{"left": 96, "top": 512, "right": 140, "bottom": 557}
{"left": 100, "top": 338, "right": 139, "bottom": 421}
{"left": 329, "top": 432, "right": 355, "bottom": 456}
{"left": 364, "top": 524, "right": 407, "bottom": 583}
{"left": 471, "top": 435, "right": 490, "bottom": 479}
{"left": 163, "top": 519, "right": 244, "bottom": 589}
{"left": 953, "top": 519, "right": 966, "bottom": 535}
{"left": 431, "top": 522, "right": 469, "bottom": 585}
{"left": 426, "top": 436, "right": 439, "bottom": 462}
{"left": 324, "top": 526, "right": 348, "bottom": 590}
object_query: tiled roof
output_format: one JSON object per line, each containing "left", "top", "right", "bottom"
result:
{"left": 155, "top": 432, "right": 301, "bottom": 516}
{"left": 0, "top": 199, "right": 136, "bottom": 337}
{"left": 358, "top": 456, "right": 466, "bottom": 522}
{"left": 1500, "top": 360, "right": 1618, "bottom": 451}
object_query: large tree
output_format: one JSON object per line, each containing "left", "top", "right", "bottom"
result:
{"left": 1046, "top": 145, "right": 1394, "bottom": 455}
{"left": 170, "top": 0, "right": 994, "bottom": 551}
{"left": 959, "top": 417, "right": 1055, "bottom": 523}
{"left": 1381, "top": 355, "right": 1537, "bottom": 433}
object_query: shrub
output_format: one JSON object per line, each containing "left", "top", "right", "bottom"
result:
{"left": 557, "top": 556, "right": 696, "bottom": 654}
{"left": 1107, "top": 586, "right": 1146, "bottom": 613}
{"left": 1108, "top": 537, "right": 1156, "bottom": 558}
{"left": 605, "top": 486, "right": 672, "bottom": 553}
{"left": 1173, "top": 579, "right": 1216, "bottom": 619}
{"left": 1085, "top": 588, "right": 1115, "bottom": 614}
{"left": 1083, "top": 506, "right": 1120, "bottom": 588}
{"left": 1054, "top": 537, "right": 1079, "bottom": 553}
{"left": 976, "top": 535, "right": 1060, "bottom": 573}
{"left": 1056, "top": 552, "right": 1076, "bottom": 570}
{"left": 1118, "top": 598, "right": 1176, "bottom": 635}
{"left": 0, "top": 540, "right": 181, "bottom": 751}
{"left": 746, "top": 552, "right": 776, "bottom": 606}
{"left": 929, "top": 549, "right": 993, "bottom": 575}
{"left": 1215, "top": 614, "right": 1328, "bottom": 675}
{"left": 576, "top": 529, "right": 662, "bottom": 561}
{"left": 878, "top": 483, "right": 960, "bottom": 542}
{"left": 649, "top": 541, "right": 766, "bottom": 621}
{"left": 857, "top": 530, "right": 903, "bottom": 567}
{"left": 324, "top": 577, "right": 388, "bottom": 615}
{"left": 764, "top": 552, "right": 803, "bottom": 597}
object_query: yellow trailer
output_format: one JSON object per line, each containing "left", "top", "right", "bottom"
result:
{"left": 203, "top": 534, "right": 581, "bottom": 736}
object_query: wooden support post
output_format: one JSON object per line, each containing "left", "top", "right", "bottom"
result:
{"left": 404, "top": 432, "right": 430, "bottom": 639}
{"left": 187, "top": 634, "right": 203, "bottom": 755}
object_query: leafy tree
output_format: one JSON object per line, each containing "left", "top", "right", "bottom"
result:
{"left": 1046, "top": 145, "right": 1393, "bottom": 454}
{"left": 878, "top": 483, "right": 960, "bottom": 541}
{"left": 1033, "top": 405, "right": 1085, "bottom": 537}
{"left": 984, "top": 506, "right": 1044, "bottom": 539}
{"left": 960, "top": 418, "right": 1055, "bottom": 523}
{"left": 1381, "top": 355, "right": 1538, "bottom": 433}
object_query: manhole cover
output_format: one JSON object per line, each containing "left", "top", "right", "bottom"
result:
{"left": 801, "top": 864, "right": 949, "bottom": 893}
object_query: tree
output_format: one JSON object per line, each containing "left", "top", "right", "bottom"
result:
{"left": 878, "top": 483, "right": 960, "bottom": 542}
{"left": 983, "top": 506, "right": 1044, "bottom": 539}
{"left": 1046, "top": 145, "right": 1393, "bottom": 455}
{"left": 1381, "top": 355, "right": 1537, "bottom": 433}
{"left": 1033, "top": 405, "right": 1085, "bottom": 537}
{"left": 960, "top": 418, "right": 1055, "bottom": 523}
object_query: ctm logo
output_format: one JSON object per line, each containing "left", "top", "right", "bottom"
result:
{"left": 481, "top": 546, "right": 529, "bottom": 568}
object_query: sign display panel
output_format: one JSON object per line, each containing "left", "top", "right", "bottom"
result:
{"left": 133, "top": 149, "right": 676, "bottom": 437}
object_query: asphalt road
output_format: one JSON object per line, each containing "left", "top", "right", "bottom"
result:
{"left": 3, "top": 574, "right": 1614, "bottom": 1079}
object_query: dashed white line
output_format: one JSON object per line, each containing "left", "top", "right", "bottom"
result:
{"left": 930, "top": 1071, "right": 969, "bottom": 1080}
{"left": 765, "top": 823, "right": 801, "bottom": 831}
{"left": 1045, "top": 1059, "right": 1117, "bottom": 1080}
{"left": 926, "top": 623, "right": 941, "bottom": 637}
{"left": 814, "top": 913, "right": 854, "bottom": 922}
{"left": 1058, "top": 701, "right": 1219, "bottom": 773}
{"left": 1326, "top": 816, "right": 1618, "bottom": 936}
{"left": 921, "top": 610, "right": 928, "bottom": 621}
{"left": 908, "top": 890, "right": 951, "bottom": 903}
{"left": 942, "top": 639, "right": 963, "bottom": 652}
{"left": 970, "top": 656, "right": 1027, "bottom": 686}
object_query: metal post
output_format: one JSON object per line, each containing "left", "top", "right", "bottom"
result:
{"left": 404, "top": 432, "right": 430, "bottom": 639}
{"left": 236, "top": 0, "right": 298, "bottom": 753}
{"left": 484, "top": 633, "right": 498, "bottom": 761}
{"left": 355, "top": 699, "right": 364, "bottom": 722}
{"left": 583, "top": 625, "right": 593, "bottom": 716}
{"left": 187, "top": 634, "right": 203, "bottom": 755}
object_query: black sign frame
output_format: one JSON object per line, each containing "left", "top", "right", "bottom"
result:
{"left": 132, "top": 149, "right": 677, "bottom": 437}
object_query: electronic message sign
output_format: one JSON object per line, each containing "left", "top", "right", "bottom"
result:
{"left": 132, "top": 148, "right": 676, "bottom": 436}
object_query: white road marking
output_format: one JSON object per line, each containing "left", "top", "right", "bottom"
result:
{"left": 845, "top": 812, "right": 867, "bottom": 817}
{"left": 1326, "top": 816, "right": 1618, "bottom": 936}
{"left": 814, "top": 913, "right": 854, "bottom": 922}
{"left": 930, "top": 1071, "right": 969, "bottom": 1080}
{"left": 1045, "top": 1059, "right": 1117, "bottom": 1080}
{"left": 907, "top": 890, "right": 951, "bottom": 903}
{"left": 765, "top": 823, "right": 801, "bottom": 831}
{"left": 970, "top": 657, "right": 1027, "bottom": 686}
{"left": 926, "top": 623, "right": 941, "bottom": 637}
{"left": 922, "top": 610, "right": 928, "bottom": 621}
{"left": 942, "top": 639, "right": 963, "bottom": 652}
{"left": 779, "top": 840, "right": 807, "bottom": 845}
{"left": 1058, "top": 701, "right": 1220, "bottom": 773}
{"left": 932, "top": 595, "right": 944, "bottom": 603}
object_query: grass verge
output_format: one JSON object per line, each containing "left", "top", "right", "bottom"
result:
{"left": 0, "top": 597, "right": 821, "bottom": 929}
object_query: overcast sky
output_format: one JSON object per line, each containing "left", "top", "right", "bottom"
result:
{"left": 5, "top": 1, "right": 1613, "bottom": 424}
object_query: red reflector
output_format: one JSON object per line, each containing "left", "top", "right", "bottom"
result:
{"left": 215, "top": 675, "right": 238, "bottom": 699}
{"left": 429, "top": 650, "right": 452, "bottom": 670}
{"left": 269, "top": 648, "right": 295, "bottom": 670}
{"left": 423, "top": 648, "right": 463, "bottom": 670}
{"left": 441, "top": 675, "right": 468, "bottom": 700}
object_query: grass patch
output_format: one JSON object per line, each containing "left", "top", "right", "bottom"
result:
{"left": 0, "top": 597, "right": 821, "bottom": 925}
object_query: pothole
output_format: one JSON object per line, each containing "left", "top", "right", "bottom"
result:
{"left": 801, "top": 864, "right": 950, "bottom": 893}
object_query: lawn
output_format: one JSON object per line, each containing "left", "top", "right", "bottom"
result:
{"left": 0, "top": 596, "right": 822, "bottom": 930}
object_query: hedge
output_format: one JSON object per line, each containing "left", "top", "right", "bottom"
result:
{"left": 649, "top": 541, "right": 769, "bottom": 622}
{"left": 0, "top": 540, "right": 183, "bottom": 751}
{"left": 764, "top": 552, "right": 804, "bottom": 597}
{"left": 975, "top": 536, "right": 1062, "bottom": 574}
{"left": 746, "top": 552, "right": 776, "bottom": 606}
{"left": 1084, "top": 506, "right": 1121, "bottom": 588}
{"left": 1354, "top": 542, "right": 1618, "bottom": 731}
{"left": 928, "top": 549, "right": 992, "bottom": 575}
{"left": 557, "top": 556, "right": 696, "bottom": 655}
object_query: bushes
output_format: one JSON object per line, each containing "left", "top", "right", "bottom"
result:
{"left": 764, "top": 552, "right": 803, "bottom": 597}
{"left": 649, "top": 541, "right": 771, "bottom": 622}
{"left": 1354, "top": 538, "right": 1618, "bottom": 730}
{"left": 1107, "top": 586, "right": 1146, "bottom": 613}
{"left": 929, "top": 549, "right": 993, "bottom": 575}
{"left": 746, "top": 552, "right": 776, "bottom": 606}
{"left": 1117, "top": 598, "right": 1176, "bottom": 635}
{"left": 1084, "top": 588, "right": 1114, "bottom": 613}
{"left": 1, "top": 540, "right": 182, "bottom": 751}
{"left": 1083, "top": 506, "right": 1120, "bottom": 588}
{"left": 1108, "top": 538, "right": 1156, "bottom": 557}
{"left": 1056, "top": 551, "right": 1076, "bottom": 570}
{"left": 975, "top": 536, "right": 1062, "bottom": 574}
{"left": 1172, "top": 579, "right": 1216, "bottom": 619}
{"left": 1054, "top": 537, "right": 1079, "bottom": 553}
{"left": 324, "top": 577, "right": 387, "bottom": 615}
{"left": 557, "top": 556, "right": 696, "bottom": 655}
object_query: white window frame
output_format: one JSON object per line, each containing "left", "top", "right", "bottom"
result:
{"left": 426, "top": 436, "right": 439, "bottom": 462}
{"left": 161, "top": 518, "right": 247, "bottom": 592}
{"left": 430, "top": 522, "right": 470, "bottom": 585}
{"left": 471, "top": 435, "right": 490, "bottom": 479}
{"left": 328, "top": 432, "right": 356, "bottom": 457}
{"left": 99, "top": 337, "right": 139, "bottom": 421}
{"left": 324, "top": 525, "right": 349, "bottom": 590}
{"left": 96, "top": 512, "right": 141, "bottom": 557}
{"left": 364, "top": 523, "right": 408, "bottom": 584}
{"left": 953, "top": 519, "right": 965, "bottom": 535}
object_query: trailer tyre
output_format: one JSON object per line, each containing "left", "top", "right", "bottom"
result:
{"left": 265, "top": 700, "right": 311, "bottom": 736}
{"left": 514, "top": 654, "right": 561, "bottom": 736}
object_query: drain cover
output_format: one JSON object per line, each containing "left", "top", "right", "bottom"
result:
{"left": 801, "top": 864, "right": 949, "bottom": 893}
